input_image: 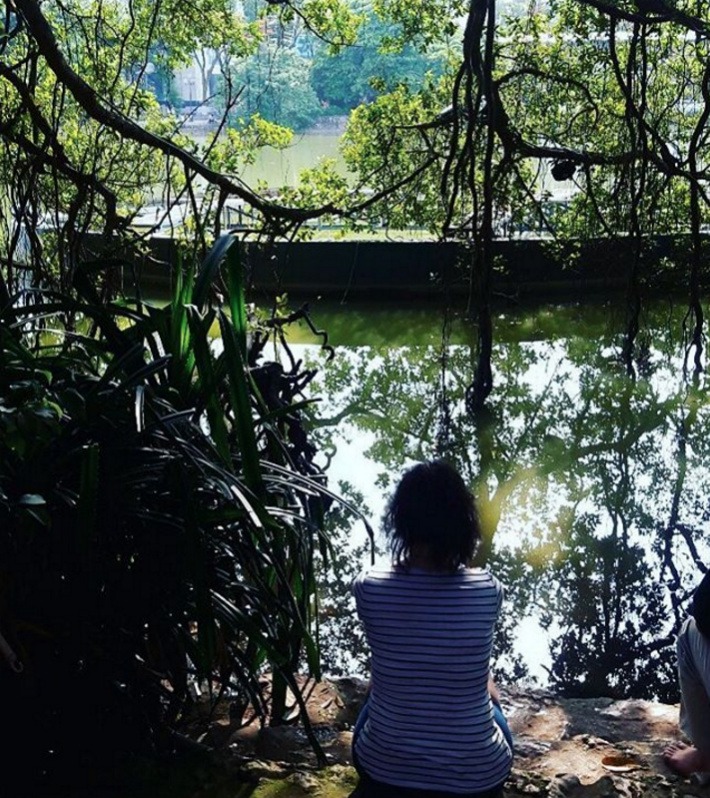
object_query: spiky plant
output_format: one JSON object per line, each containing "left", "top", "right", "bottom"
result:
{"left": 0, "top": 235, "right": 355, "bottom": 790}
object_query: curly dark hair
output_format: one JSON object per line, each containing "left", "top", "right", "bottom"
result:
{"left": 383, "top": 460, "right": 481, "bottom": 571}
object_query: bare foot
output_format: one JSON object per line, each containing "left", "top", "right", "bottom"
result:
{"left": 662, "top": 741, "right": 710, "bottom": 777}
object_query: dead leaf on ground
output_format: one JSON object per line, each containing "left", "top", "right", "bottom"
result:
{"left": 601, "top": 754, "right": 641, "bottom": 773}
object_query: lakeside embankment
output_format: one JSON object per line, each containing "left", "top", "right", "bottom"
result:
{"left": 85, "top": 234, "right": 710, "bottom": 301}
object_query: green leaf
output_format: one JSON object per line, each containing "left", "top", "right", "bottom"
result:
{"left": 186, "top": 306, "right": 232, "bottom": 466}
{"left": 192, "top": 233, "right": 236, "bottom": 310}
{"left": 218, "top": 311, "right": 263, "bottom": 495}
{"left": 226, "top": 239, "right": 248, "bottom": 359}
{"left": 18, "top": 494, "right": 47, "bottom": 507}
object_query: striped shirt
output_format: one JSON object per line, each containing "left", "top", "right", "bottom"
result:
{"left": 352, "top": 564, "right": 513, "bottom": 794}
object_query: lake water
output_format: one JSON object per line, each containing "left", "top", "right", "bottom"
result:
{"left": 241, "top": 132, "right": 345, "bottom": 188}
{"left": 277, "top": 296, "right": 710, "bottom": 701}
{"left": 197, "top": 125, "right": 572, "bottom": 198}
{"left": 191, "top": 130, "right": 345, "bottom": 189}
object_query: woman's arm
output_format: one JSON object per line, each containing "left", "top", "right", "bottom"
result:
{"left": 488, "top": 675, "right": 500, "bottom": 705}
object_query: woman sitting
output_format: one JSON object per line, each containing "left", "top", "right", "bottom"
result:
{"left": 351, "top": 460, "right": 514, "bottom": 797}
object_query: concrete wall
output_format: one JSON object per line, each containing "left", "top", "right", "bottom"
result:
{"left": 76, "top": 233, "right": 702, "bottom": 301}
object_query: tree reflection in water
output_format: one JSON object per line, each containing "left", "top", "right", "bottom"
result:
{"left": 299, "top": 301, "right": 710, "bottom": 703}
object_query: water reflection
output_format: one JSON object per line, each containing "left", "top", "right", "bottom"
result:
{"left": 295, "top": 299, "right": 710, "bottom": 702}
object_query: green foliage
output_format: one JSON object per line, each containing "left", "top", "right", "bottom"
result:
{"left": 206, "top": 116, "right": 294, "bottom": 172}
{"left": 311, "top": 2, "right": 446, "bottom": 111}
{"left": 277, "top": 159, "right": 352, "bottom": 230}
{"left": 7, "top": 0, "right": 710, "bottom": 267}
{"left": 0, "top": 236, "right": 342, "bottom": 786}
{"left": 341, "top": 76, "right": 455, "bottom": 231}
{"left": 301, "top": 0, "right": 364, "bottom": 48}
{"left": 135, "top": 0, "right": 260, "bottom": 71}
{"left": 231, "top": 44, "right": 324, "bottom": 132}
{"left": 372, "top": 0, "right": 468, "bottom": 48}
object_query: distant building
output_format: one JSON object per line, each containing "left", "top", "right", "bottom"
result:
{"left": 173, "top": 62, "right": 207, "bottom": 104}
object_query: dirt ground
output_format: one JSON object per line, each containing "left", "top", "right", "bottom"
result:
{"left": 206, "top": 679, "right": 710, "bottom": 798}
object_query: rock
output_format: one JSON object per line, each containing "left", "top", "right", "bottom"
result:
{"left": 549, "top": 774, "right": 625, "bottom": 798}
{"left": 560, "top": 697, "right": 679, "bottom": 743}
{"left": 515, "top": 739, "right": 553, "bottom": 758}
{"left": 202, "top": 717, "right": 233, "bottom": 748}
{"left": 327, "top": 676, "right": 369, "bottom": 727}
{"left": 551, "top": 774, "right": 582, "bottom": 796}
{"left": 289, "top": 771, "right": 321, "bottom": 791}
{"left": 248, "top": 762, "right": 359, "bottom": 798}
{"left": 255, "top": 725, "right": 309, "bottom": 763}
{"left": 321, "top": 730, "right": 354, "bottom": 765}
{"left": 241, "top": 758, "right": 292, "bottom": 780}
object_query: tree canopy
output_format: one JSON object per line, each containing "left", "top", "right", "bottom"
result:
{"left": 3, "top": 0, "right": 710, "bottom": 398}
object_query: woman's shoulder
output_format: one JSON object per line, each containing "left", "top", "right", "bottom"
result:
{"left": 461, "top": 566, "right": 504, "bottom": 592}
{"left": 354, "top": 563, "right": 503, "bottom": 587}
{"left": 351, "top": 564, "right": 396, "bottom": 595}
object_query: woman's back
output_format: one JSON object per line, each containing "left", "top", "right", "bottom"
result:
{"left": 353, "top": 564, "right": 513, "bottom": 793}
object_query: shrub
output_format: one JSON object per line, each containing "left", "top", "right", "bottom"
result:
{"left": 0, "top": 236, "right": 339, "bottom": 788}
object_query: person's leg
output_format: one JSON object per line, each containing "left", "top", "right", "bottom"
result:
{"left": 353, "top": 698, "right": 370, "bottom": 740}
{"left": 492, "top": 700, "right": 514, "bottom": 754}
{"left": 663, "top": 617, "right": 710, "bottom": 777}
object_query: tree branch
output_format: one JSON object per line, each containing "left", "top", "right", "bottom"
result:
{"left": 12, "top": 0, "right": 347, "bottom": 225}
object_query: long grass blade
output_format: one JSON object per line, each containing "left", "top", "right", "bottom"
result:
{"left": 218, "top": 311, "right": 263, "bottom": 495}
{"left": 225, "top": 240, "right": 248, "bottom": 358}
{"left": 192, "top": 234, "right": 235, "bottom": 310}
{"left": 186, "top": 306, "right": 231, "bottom": 466}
